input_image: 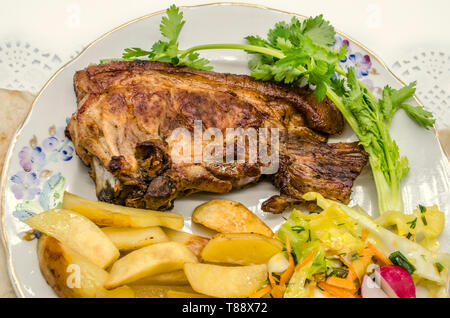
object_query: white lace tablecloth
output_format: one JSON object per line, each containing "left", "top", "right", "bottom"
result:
{"left": 0, "top": 0, "right": 449, "bottom": 298}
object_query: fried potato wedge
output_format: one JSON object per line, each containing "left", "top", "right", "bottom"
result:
{"left": 165, "top": 290, "right": 212, "bottom": 298}
{"left": 27, "top": 209, "right": 119, "bottom": 268}
{"left": 201, "top": 233, "right": 283, "bottom": 265}
{"left": 105, "top": 242, "right": 198, "bottom": 289}
{"left": 62, "top": 192, "right": 183, "bottom": 229}
{"left": 131, "top": 285, "right": 195, "bottom": 298}
{"left": 102, "top": 226, "right": 169, "bottom": 251}
{"left": 184, "top": 263, "right": 268, "bottom": 298}
{"left": 132, "top": 270, "right": 189, "bottom": 285}
{"left": 192, "top": 200, "right": 273, "bottom": 237}
{"left": 37, "top": 234, "right": 109, "bottom": 298}
{"left": 163, "top": 228, "right": 209, "bottom": 258}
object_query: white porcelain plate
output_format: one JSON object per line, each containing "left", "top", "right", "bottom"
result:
{"left": 1, "top": 3, "right": 450, "bottom": 298}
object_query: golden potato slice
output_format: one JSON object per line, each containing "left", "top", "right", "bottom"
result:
{"left": 37, "top": 234, "right": 109, "bottom": 298}
{"left": 163, "top": 228, "right": 209, "bottom": 258}
{"left": 131, "top": 285, "right": 195, "bottom": 298}
{"left": 62, "top": 192, "right": 183, "bottom": 229}
{"left": 166, "top": 290, "right": 212, "bottom": 298}
{"left": 184, "top": 263, "right": 268, "bottom": 298}
{"left": 105, "top": 242, "right": 198, "bottom": 289}
{"left": 201, "top": 233, "right": 283, "bottom": 265}
{"left": 192, "top": 200, "right": 273, "bottom": 237}
{"left": 101, "top": 227, "right": 169, "bottom": 251}
{"left": 95, "top": 286, "right": 135, "bottom": 298}
{"left": 132, "top": 270, "right": 189, "bottom": 285}
{"left": 27, "top": 209, "right": 119, "bottom": 268}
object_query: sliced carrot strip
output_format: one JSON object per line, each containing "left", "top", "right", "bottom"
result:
{"left": 339, "top": 255, "right": 358, "bottom": 281}
{"left": 248, "top": 285, "right": 272, "bottom": 298}
{"left": 317, "top": 282, "right": 360, "bottom": 298}
{"left": 268, "top": 272, "right": 278, "bottom": 288}
{"left": 326, "top": 276, "right": 357, "bottom": 291}
{"left": 351, "top": 245, "right": 375, "bottom": 280}
{"left": 285, "top": 234, "right": 292, "bottom": 253}
{"left": 361, "top": 228, "right": 369, "bottom": 241}
{"left": 295, "top": 249, "right": 316, "bottom": 271}
{"left": 367, "top": 242, "right": 392, "bottom": 266}
{"left": 271, "top": 285, "right": 286, "bottom": 298}
{"left": 279, "top": 235, "right": 295, "bottom": 285}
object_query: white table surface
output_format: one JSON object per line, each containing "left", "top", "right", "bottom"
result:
{"left": 0, "top": 0, "right": 449, "bottom": 298}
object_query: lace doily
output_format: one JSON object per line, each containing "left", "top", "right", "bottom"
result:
{"left": 0, "top": 41, "right": 81, "bottom": 94}
{"left": 392, "top": 49, "right": 450, "bottom": 129}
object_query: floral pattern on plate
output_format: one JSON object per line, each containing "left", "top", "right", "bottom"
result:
{"left": 10, "top": 124, "right": 72, "bottom": 223}
{"left": 333, "top": 35, "right": 378, "bottom": 93}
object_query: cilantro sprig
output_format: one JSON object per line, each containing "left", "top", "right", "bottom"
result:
{"left": 105, "top": 5, "right": 435, "bottom": 215}
{"left": 101, "top": 5, "right": 212, "bottom": 70}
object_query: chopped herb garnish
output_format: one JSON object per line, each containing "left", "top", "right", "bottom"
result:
{"left": 407, "top": 217, "right": 417, "bottom": 229}
{"left": 421, "top": 215, "right": 428, "bottom": 226}
{"left": 328, "top": 268, "right": 349, "bottom": 278}
{"left": 291, "top": 225, "right": 305, "bottom": 233}
{"left": 351, "top": 252, "right": 359, "bottom": 261}
{"left": 418, "top": 205, "right": 427, "bottom": 213}
{"left": 406, "top": 233, "right": 413, "bottom": 239}
{"left": 389, "top": 251, "right": 416, "bottom": 274}
{"left": 435, "top": 262, "right": 444, "bottom": 273}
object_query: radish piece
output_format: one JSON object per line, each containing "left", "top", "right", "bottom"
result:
{"left": 375, "top": 266, "right": 416, "bottom": 298}
{"left": 361, "top": 274, "right": 389, "bottom": 298}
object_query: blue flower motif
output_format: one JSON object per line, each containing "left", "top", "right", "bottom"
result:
{"left": 18, "top": 146, "right": 46, "bottom": 172}
{"left": 347, "top": 52, "right": 372, "bottom": 78}
{"left": 59, "top": 144, "right": 74, "bottom": 161}
{"left": 332, "top": 36, "right": 351, "bottom": 62}
{"left": 10, "top": 171, "right": 41, "bottom": 200}
{"left": 42, "top": 136, "right": 60, "bottom": 153}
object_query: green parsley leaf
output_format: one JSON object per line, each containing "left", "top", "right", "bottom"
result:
{"left": 400, "top": 103, "right": 435, "bottom": 129}
{"left": 407, "top": 217, "right": 417, "bottom": 229}
{"left": 160, "top": 4, "right": 185, "bottom": 44}
{"left": 122, "top": 48, "right": 152, "bottom": 60}
{"left": 177, "top": 52, "right": 212, "bottom": 70}
{"left": 300, "top": 14, "right": 336, "bottom": 47}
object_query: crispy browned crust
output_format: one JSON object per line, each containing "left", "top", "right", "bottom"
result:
{"left": 67, "top": 60, "right": 366, "bottom": 212}
{"left": 73, "top": 61, "right": 344, "bottom": 134}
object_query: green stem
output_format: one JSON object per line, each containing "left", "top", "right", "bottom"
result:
{"left": 370, "top": 156, "right": 403, "bottom": 214}
{"left": 325, "top": 86, "right": 360, "bottom": 135}
{"left": 336, "top": 64, "right": 376, "bottom": 100}
{"left": 180, "top": 43, "right": 286, "bottom": 59}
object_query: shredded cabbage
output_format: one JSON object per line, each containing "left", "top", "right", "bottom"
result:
{"left": 303, "top": 192, "right": 448, "bottom": 287}
{"left": 375, "top": 205, "right": 445, "bottom": 252}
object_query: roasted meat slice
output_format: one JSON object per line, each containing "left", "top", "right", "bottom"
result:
{"left": 262, "top": 136, "right": 369, "bottom": 213}
{"left": 67, "top": 61, "right": 367, "bottom": 212}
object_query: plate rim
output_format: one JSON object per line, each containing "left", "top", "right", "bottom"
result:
{"left": 1, "top": 1, "right": 448, "bottom": 298}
